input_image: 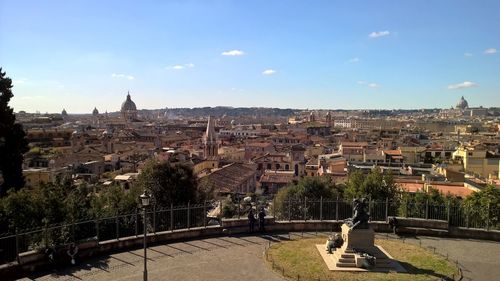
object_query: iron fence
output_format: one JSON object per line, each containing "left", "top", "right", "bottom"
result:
{"left": 271, "top": 198, "right": 498, "bottom": 230}
{"left": 0, "top": 198, "right": 498, "bottom": 266}
{"left": 0, "top": 201, "right": 219, "bottom": 265}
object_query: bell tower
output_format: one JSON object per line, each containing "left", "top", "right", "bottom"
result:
{"left": 203, "top": 116, "right": 218, "bottom": 159}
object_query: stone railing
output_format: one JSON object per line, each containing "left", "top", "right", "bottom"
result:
{"left": 1, "top": 218, "right": 499, "bottom": 279}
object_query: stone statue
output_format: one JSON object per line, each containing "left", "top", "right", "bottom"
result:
{"left": 345, "top": 198, "right": 370, "bottom": 229}
{"left": 325, "top": 233, "right": 344, "bottom": 254}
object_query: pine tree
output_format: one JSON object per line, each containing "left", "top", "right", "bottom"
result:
{"left": 0, "top": 68, "right": 29, "bottom": 196}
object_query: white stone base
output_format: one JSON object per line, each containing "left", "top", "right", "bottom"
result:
{"left": 316, "top": 223, "right": 406, "bottom": 272}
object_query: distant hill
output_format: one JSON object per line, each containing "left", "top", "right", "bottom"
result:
{"left": 144, "top": 107, "right": 299, "bottom": 118}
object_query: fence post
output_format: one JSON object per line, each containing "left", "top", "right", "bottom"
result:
{"left": 486, "top": 202, "right": 490, "bottom": 231}
{"left": 425, "top": 199, "right": 429, "bottom": 220}
{"left": 203, "top": 201, "right": 207, "bottom": 228}
{"left": 273, "top": 196, "right": 276, "bottom": 219}
{"left": 447, "top": 201, "right": 451, "bottom": 224}
{"left": 320, "top": 196, "right": 323, "bottom": 221}
{"left": 170, "top": 203, "right": 174, "bottom": 232}
{"left": 288, "top": 197, "right": 291, "bottom": 222}
{"left": 405, "top": 200, "right": 408, "bottom": 218}
{"left": 153, "top": 205, "right": 157, "bottom": 234}
{"left": 335, "top": 195, "right": 339, "bottom": 221}
{"left": 466, "top": 207, "right": 469, "bottom": 228}
{"left": 368, "top": 198, "right": 372, "bottom": 221}
{"left": 15, "top": 228, "right": 19, "bottom": 263}
{"left": 115, "top": 214, "right": 119, "bottom": 240}
{"left": 385, "top": 198, "right": 389, "bottom": 221}
{"left": 95, "top": 219, "right": 100, "bottom": 242}
{"left": 304, "top": 197, "right": 307, "bottom": 221}
{"left": 187, "top": 201, "right": 191, "bottom": 230}
{"left": 238, "top": 197, "right": 241, "bottom": 220}
{"left": 135, "top": 207, "right": 139, "bottom": 237}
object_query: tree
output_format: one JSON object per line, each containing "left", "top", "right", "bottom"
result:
{"left": 0, "top": 68, "right": 29, "bottom": 196}
{"left": 398, "top": 187, "right": 447, "bottom": 218}
{"left": 273, "top": 177, "right": 339, "bottom": 220}
{"left": 90, "top": 183, "right": 142, "bottom": 217}
{"left": 344, "top": 168, "right": 399, "bottom": 201}
{"left": 135, "top": 160, "right": 199, "bottom": 207}
{"left": 462, "top": 185, "right": 499, "bottom": 228}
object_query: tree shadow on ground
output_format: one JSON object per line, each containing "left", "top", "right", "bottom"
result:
{"left": 22, "top": 256, "right": 110, "bottom": 280}
{"left": 399, "top": 261, "right": 455, "bottom": 281}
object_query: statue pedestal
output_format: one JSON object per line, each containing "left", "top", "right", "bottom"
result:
{"left": 340, "top": 223, "right": 374, "bottom": 252}
{"left": 316, "top": 223, "right": 406, "bottom": 272}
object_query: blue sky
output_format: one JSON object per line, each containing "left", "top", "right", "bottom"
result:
{"left": 1, "top": 0, "right": 499, "bottom": 113}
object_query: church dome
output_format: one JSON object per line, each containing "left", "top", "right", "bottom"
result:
{"left": 92, "top": 107, "right": 99, "bottom": 115}
{"left": 121, "top": 92, "right": 137, "bottom": 112}
{"left": 456, "top": 96, "right": 469, "bottom": 110}
{"left": 61, "top": 109, "right": 67, "bottom": 116}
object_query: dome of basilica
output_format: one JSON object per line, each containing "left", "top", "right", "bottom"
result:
{"left": 455, "top": 96, "right": 469, "bottom": 110}
{"left": 121, "top": 92, "right": 137, "bottom": 112}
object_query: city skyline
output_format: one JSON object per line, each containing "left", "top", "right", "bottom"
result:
{"left": 1, "top": 0, "right": 500, "bottom": 113}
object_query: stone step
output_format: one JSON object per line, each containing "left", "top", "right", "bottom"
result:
{"left": 336, "top": 262, "right": 357, "bottom": 267}
{"left": 339, "top": 254, "right": 356, "bottom": 259}
{"left": 337, "top": 257, "right": 356, "bottom": 263}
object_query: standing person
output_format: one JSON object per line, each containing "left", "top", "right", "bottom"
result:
{"left": 248, "top": 209, "right": 256, "bottom": 233}
{"left": 258, "top": 208, "right": 266, "bottom": 232}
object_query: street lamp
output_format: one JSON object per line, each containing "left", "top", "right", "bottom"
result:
{"left": 140, "top": 190, "right": 151, "bottom": 281}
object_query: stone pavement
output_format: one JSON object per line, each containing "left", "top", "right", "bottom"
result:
{"left": 18, "top": 232, "right": 500, "bottom": 281}
{"left": 389, "top": 234, "right": 500, "bottom": 281}
{"left": 20, "top": 234, "right": 286, "bottom": 281}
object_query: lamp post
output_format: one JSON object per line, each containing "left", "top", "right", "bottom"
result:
{"left": 140, "top": 190, "right": 151, "bottom": 281}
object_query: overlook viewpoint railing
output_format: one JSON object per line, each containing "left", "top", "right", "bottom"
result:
{"left": 0, "top": 198, "right": 498, "bottom": 265}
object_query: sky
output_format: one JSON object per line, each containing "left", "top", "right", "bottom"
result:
{"left": 1, "top": 0, "right": 499, "bottom": 113}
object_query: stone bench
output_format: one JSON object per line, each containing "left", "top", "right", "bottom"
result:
{"left": 390, "top": 217, "right": 449, "bottom": 236}
{"left": 222, "top": 217, "right": 275, "bottom": 234}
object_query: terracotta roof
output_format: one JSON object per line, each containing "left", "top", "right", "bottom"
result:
{"left": 203, "top": 163, "right": 256, "bottom": 193}
{"left": 341, "top": 142, "right": 368, "bottom": 147}
{"left": 383, "top": 150, "right": 402, "bottom": 156}
{"left": 430, "top": 184, "right": 475, "bottom": 197}
{"left": 398, "top": 181, "right": 475, "bottom": 197}
{"left": 260, "top": 171, "right": 295, "bottom": 184}
{"left": 246, "top": 142, "right": 273, "bottom": 147}
{"left": 399, "top": 182, "right": 424, "bottom": 193}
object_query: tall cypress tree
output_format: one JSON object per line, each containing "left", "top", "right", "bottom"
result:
{"left": 0, "top": 68, "right": 29, "bottom": 196}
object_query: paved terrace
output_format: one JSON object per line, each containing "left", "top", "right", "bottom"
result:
{"left": 19, "top": 233, "right": 500, "bottom": 281}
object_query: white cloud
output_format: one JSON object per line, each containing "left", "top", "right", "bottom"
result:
{"left": 262, "top": 69, "right": 276, "bottom": 75}
{"left": 13, "top": 78, "right": 28, "bottom": 85}
{"left": 464, "top": 53, "right": 473, "bottom": 57}
{"left": 169, "top": 63, "right": 195, "bottom": 70}
{"left": 221, "top": 50, "right": 245, "bottom": 56}
{"left": 369, "top": 30, "right": 390, "bottom": 38}
{"left": 484, "top": 48, "right": 497, "bottom": 54}
{"left": 111, "top": 73, "right": 135, "bottom": 80}
{"left": 368, "top": 83, "right": 380, "bottom": 88}
{"left": 447, "top": 81, "right": 478, "bottom": 90}
{"left": 348, "top": 57, "right": 361, "bottom": 63}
